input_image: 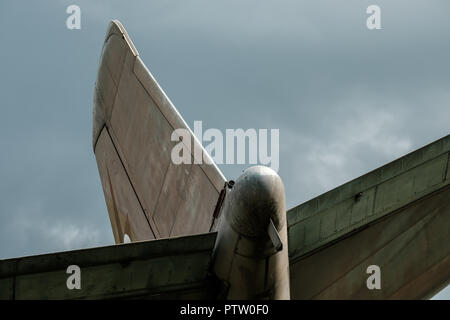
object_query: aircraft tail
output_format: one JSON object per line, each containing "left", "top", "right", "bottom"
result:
{"left": 93, "top": 20, "right": 226, "bottom": 243}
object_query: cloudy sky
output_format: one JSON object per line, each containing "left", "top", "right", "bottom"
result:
{"left": 0, "top": 1, "right": 449, "bottom": 298}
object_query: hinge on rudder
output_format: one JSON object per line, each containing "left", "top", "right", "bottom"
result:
{"left": 209, "top": 180, "right": 234, "bottom": 231}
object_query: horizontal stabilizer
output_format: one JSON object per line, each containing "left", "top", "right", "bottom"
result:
{"left": 287, "top": 134, "right": 450, "bottom": 299}
{"left": 0, "top": 233, "right": 218, "bottom": 299}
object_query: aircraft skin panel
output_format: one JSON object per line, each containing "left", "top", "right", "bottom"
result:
{"left": 287, "top": 134, "right": 450, "bottom": 261}
{"left": 289, "top": 185, "right": 450, "bottom": 299}
{"left": 287, "top": 134, "right": 450, "bottom": 299}
{"left": 95, "top": 127, "right": 156, "bottom": 242}
{"left": 169, "top": 164, "right": 222, "bottom": 237}
{"left": 133, "top": 55, "right": 226, "bottom": 193}
{"left": 0, "top": 233, "right": 217, "bottom": 300}
{"left": 93, "top": 21, "right": 226, "bottom": 241}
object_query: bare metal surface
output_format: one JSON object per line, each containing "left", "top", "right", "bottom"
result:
{"left": 212, "top": 166, "right": 290, "bottom": 299}
{"left": 93, "top": 20, "right": 226, "bottom": 241}
{"left": 268, "top": 219, "right": 283, "bottom": 252}
{"left": 95, "top": 127, "right": 155, "bottom": 242}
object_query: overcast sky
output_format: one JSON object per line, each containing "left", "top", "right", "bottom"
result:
{"left": 0, "top": 1, "right": 449, "bottom": 298}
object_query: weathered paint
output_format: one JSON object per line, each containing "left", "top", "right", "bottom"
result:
{"left": 288, "top": 134, "right": 450, "bottom": 261}
{"left": 1, "top": 19, "right": 448, "bottom": 300}
{"left": 0, "top": 233, "right": 217, "bottom": 300}
{"left": 95, "top": 127, "right": 155, "bottom": 243}
{"left": 290, "top": 186, "right": 450, "bottom": 299}
{"left": 93, "top": 21, "right": 226, "bottom": 242}
{"left": 288, "top": 134, "right": 450, "bottom": 299}
{"left": 212, "top": 166, "right": 290, "bottom": 299}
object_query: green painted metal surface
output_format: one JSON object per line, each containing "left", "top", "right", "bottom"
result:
{"left": 0, "top": 232, "right": 217, "bottom": 299}
{"left": 288, "top": 134, "right": 450, "bottom": 261}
